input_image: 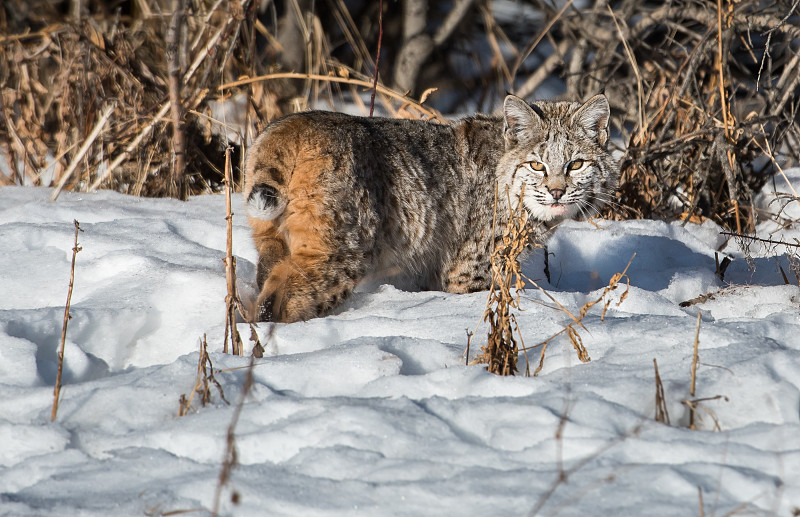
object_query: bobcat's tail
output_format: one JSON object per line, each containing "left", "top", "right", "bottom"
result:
{"left": 244, "top": 128, "right": 291, "bottom": 221}
{"left": 246, "top": 183, "right": 287, "bottom": 221}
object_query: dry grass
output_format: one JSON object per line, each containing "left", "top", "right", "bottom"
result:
{"left": 651, "top": 310, "right": 730, "bottom": 432}
{"left": 222, "top": 145, "right": 245, "bottom": 355}
{"left": 721, "top": 230, "right": 800, "bottom": 284}
{"left": 525, "top": 254, "right": 633, "bottom": 376}
{"left": 178, "top": 335, "right": 229, "bottom": 417}
{"left": 681, "top": 310, "right": 730, "bottom": 432}
{"left": 2, "top": 0, "right": 796, "bottom": 236}
{"left": 475, "top": 188, "right": 632, "bottom": 377}
{"left": 249, "top": 323, "right": 265, "bottom": 358}
{"left": 51, "top": 219, "right": 82, "bottom": 421}
{"left": 475, "top": 188, "right": 534, "bottom": 376}
{"left": 688, "top": 310, "right": 702, "bottom": 429}
{"left": 653, "top": 358, "right": 670, "bottom": 426}
{"left": 562, "top": 0, "right": 800, "bottom": 232}
{"left": 1, "top": 0, "right": 254, "bottom": 196}
{"left": 0, "top": 0, "right": 444, "bottom": 198}
{"left": 211, "top": 355, "right": 254, "bottom": 516}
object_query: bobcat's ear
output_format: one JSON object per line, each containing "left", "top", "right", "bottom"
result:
{"left": 503, "top": 95, "right": 543, "bottom": 146}
{"left": 572, "top": 94, "right": 610, "bottom": 147}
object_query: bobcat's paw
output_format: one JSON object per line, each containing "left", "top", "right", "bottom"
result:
{"left": 257, "top": 295, "right": 275, "bottom": 322}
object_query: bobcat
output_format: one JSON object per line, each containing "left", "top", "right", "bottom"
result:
{"left": 244, "top": 94, "right": 619, "bottom": 322}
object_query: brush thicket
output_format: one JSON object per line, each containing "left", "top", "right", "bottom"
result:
{"left": 3, "top": 0, "right": 797, "bottom": 234}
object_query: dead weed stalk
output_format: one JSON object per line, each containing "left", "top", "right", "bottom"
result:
{"left": 476, "top": 189, "right": 534, "bottom": 376}
{"left": 222, "top": 145, "right": 246, "bottom": 355}
{"left": 526, "top": 254, "right": 634, "bottom": 376}
{"left": 51, "top": 219, "right": 82, "bottom": 422}
{"left": 653, "top": 358, "right": 670, "bottom": 425}
{"left": 1, "top": 0, "right": 446, "bottom": 198}
{"left": 683, "top": 311, "right": 729, "bottom": 432}
{"left": 654, "top": 311, "right": 729, "bottom": 431}
{"left": 474, "top": 189, "right": 633, "bottom": 377}
{"left": 211, "top": 355, "right": 255, "bottom": 517}
{"left": 178, "top": 335, "right": 229, "bottom": 417}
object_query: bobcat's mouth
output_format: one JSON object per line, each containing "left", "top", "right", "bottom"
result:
{"left": 547, "top": 203, "right": 568, "bottom": 216}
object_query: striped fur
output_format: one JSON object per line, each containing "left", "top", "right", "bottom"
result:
{"left": 244, "top": 95, "right": 619, "bottom": 322}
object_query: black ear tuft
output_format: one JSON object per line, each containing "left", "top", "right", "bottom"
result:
{"left": 529, "top": 103, "right": 545, "bottom": 119}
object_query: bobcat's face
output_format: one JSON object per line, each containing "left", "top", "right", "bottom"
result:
{"left": 500, "top": 95, "right": 618, "bottom": 223}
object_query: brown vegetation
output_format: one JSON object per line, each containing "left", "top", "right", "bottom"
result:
{"left": 178, "top": 334, "right": 229, "bottom": 416}
{"left": 476, "top": 188, "right": 533, "bottom": 375}
{"left": 476, "top": 189, "right": 632, "bottom": 376}
{"left": 1, "top": 0, "right": 796, "bottom": 232}
{"left": 51, "top": 219, "right": 82, "bottom": 421}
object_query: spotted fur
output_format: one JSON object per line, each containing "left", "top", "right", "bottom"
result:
{"left": 244, "top": 94, "right": 619, "bottom": 322}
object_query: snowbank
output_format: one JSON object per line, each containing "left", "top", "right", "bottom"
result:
{"left": 1, "top": 174, "right": 799, "bottom": 516}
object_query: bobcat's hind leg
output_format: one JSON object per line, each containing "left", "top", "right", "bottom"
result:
{"left": 249, "top": 220, "right": 289, "bottom": 321}
{"left": 256, "top": 251, "right": 363, "bottom": 323}
{"left": 255, "top": 217, "right": 366, "bottom": 323}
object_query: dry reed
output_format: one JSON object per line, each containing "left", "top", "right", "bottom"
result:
{"left": 211, "top": 355, "right": 255, "bottom": 516}
{"left": 653, "top": 358, "right": 670, "bottom": 425}
{"left": 222, "top": 145, "right": 245, "bottom": 355}
{"left": 178, "top": 335, "right": 229, "bottom": 417}
{"left": 51, "top": 219, "right": 82, "bottom": 422}
{"left": 3, "top": 0, "right": 795, "bottom": 237}
{"left": 689, "top": 310, "right": 702, "bottom": 429}
{"left": 474, "top": 187, "right": 633, "bottom": 376}
{"left": 525, "top": 254, "right": 634, "bottom": 376}
{"left": 475, "top": 188, "right": 534, "bottom": 376}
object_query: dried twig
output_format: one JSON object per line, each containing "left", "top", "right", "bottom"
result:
{"left": 476, "top": 187, "right": 532, "bottom": 376}
{"left": 368, "top": 0, "right": 383, "bottom": 117}
{"left": 510, "top": 0, "right": 574, "bottom": 82}
{"left": 211, "top": 356, "right": 255, "bottom": 516}
{"left": 653, "top": 358, "right": 670, "bottom": 425}
{"left": 514, "top": 39, "right": 570, "bottom": 100}
{"left": 166, "top": 0, "right": 187, "bottom": 200}
{"left": 4, "top": 0, "right": 798, "bottom": 221}
{"left": 51, "top": 220, "right": 82, "bottom": 421}
{"left": 178, "top": 335, "right": 229, "bottom": 417}
{"left": 87, "top": 103, "right": 170, "bottom": 192}
{"left": 220, "top": 72, "right": 445, "bottom": 121}
{"left": 525, "top": 253, "right": 634, "bottom": 376}
{"left": 720, "top": 231, "right": 800, "bottom": 250}
{"left": 223, "top": 146, "right": 245, "bottom": 355}
{"left": 393, "top": 0, "right": 476, "bottom": 93}
{"left": 689, "top": 310, "right": 701, "bottom": 430}
{"left": 51, "top": 104, "right": 115, "bottom": 201}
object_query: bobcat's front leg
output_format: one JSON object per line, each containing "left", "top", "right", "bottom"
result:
{"left": 443, "top": 237, "right": 493, "bottom": 294}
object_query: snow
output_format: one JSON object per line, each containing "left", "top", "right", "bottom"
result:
{"left": 1, "top": 171, "right": 799, "bottom": 516}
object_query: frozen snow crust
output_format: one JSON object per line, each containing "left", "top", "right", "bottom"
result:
{"left": 1, "top": 175, "right": 799, "bottom": 516}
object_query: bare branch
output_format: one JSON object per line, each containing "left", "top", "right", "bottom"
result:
{"left": 393, "top": 0, "right": 476, "bottom": 94}
{"left": 166, "top": 0, "right": 187, "bottom": 200}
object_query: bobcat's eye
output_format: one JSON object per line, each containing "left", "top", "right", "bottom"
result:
{"left": 526, "top": 161, "right": 546, "bottom": 172}
{"left": 567, "top": 159, "right": 585, "bottom": 172}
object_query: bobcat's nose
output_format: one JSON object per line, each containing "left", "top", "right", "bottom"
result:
{"left": 549, "top": 188, "right": 565, "bottom": 201}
